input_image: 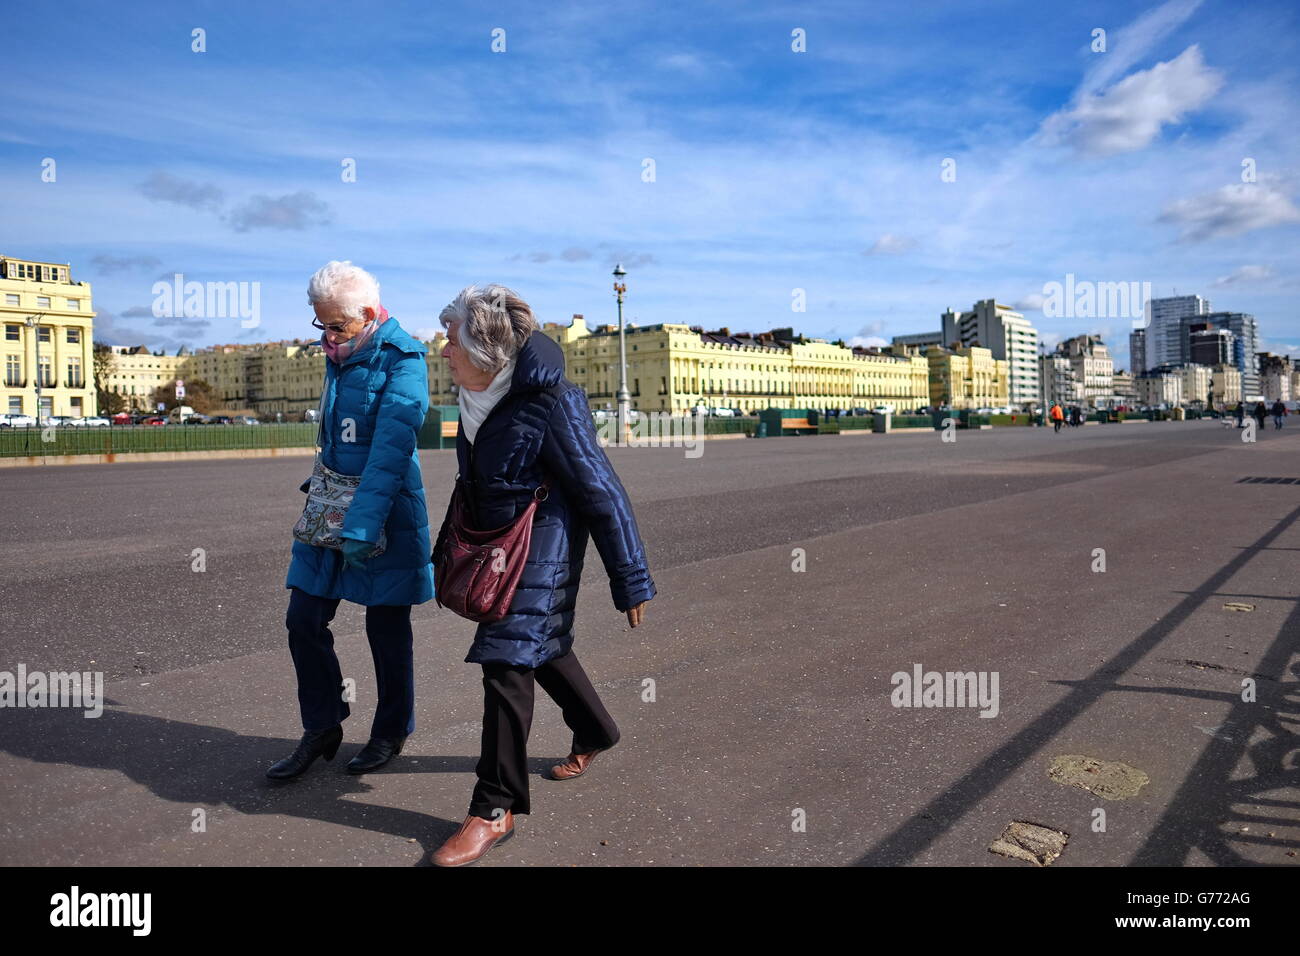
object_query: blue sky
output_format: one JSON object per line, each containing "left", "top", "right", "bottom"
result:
{"left": 3, "top": 0, "right": 1298, "bottom": 369}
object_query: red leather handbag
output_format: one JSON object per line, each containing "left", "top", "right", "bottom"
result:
{"left": 433, "top": 476, "right": 549, "bottom": 623}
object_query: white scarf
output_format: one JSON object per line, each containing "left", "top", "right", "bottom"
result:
{"left": 458, "top": 355, "right": 517, "bottom": 444}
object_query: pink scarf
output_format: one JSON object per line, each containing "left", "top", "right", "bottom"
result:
{"left": 322, "top": 305, "right": 390, "bottom": 363}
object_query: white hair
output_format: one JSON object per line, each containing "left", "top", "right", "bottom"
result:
{"left": 438, "top": 284, "right": 537, "bottom": 373}
{"left": 307, "top": 260, "right": 381, "bottom": 321}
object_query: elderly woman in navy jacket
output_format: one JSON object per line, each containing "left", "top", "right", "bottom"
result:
{"left": 430, "top": 284, "right": 655, "bottom": 866}
{"left": 269, "top": 261, "right": 434, "bottom": 780}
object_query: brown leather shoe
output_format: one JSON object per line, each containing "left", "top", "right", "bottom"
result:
{"left": 550, "top": 747, "right": 607, "bottom": 781}
{"left": 431, "top": 812, "right": 514, "bottom": 867}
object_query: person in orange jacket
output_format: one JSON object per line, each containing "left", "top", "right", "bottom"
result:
{"left": 1050, "top": 402, "right": 1065, "bottom": 433}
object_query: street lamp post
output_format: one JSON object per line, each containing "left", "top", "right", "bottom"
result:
{"left": 613, "top": 263, "right": 630, "bottom": 446}
{"left": 26, "top": 314, "right": 46, "bottom": 423}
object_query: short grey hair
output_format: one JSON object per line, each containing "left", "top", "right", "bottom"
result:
{"left": 307, "top": 261, "right": 381, "bottom": 321}
{"left": 438, "top": 284, "right": 537, "bottom": 373}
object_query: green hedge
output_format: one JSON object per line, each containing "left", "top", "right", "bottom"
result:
{"left": 0, "top": 423, "right": 317, "bottom": 457}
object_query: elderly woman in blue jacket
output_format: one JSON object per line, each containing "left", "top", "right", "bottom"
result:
{"left": 269, "top": 261, "right": 434, "bottom": 780}
{"left": 430, "top": 284, "right": 655, "bottom": 866}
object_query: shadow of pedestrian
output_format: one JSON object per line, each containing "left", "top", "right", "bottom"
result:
{"left": 0, "top": 708, "right": 556, "bottom": 866}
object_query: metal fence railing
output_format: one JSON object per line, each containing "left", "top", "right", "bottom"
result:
{"left": 0, "top": 423, "right": 318, "bottom": 458}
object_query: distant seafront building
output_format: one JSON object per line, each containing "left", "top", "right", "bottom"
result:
{"left": 1039, "top": 353, "right": 1080, "bottom": 407}
{"left": 1188, "top": 324, "right": 1235, "bottom": 367}
{"left": 1058, "top": 334, "right": 1114, "bottom": 406}
{"left": 103, "top": 345, "right": 185, "bottom": 410}
{"left": 0, "top": 254, "right": 96, "bottom": 419}
{"left": 1258, "top": 353, "right": 1294, "bottom": 403}
{"left": 939, "top": 300, "right": 1040, "bottom": 408}
{"left": 533, "top": 316, "right": 931, "bottom": 414}
{"left": 105, "top": 314, "right": 937, "bottom": 419}
{"left": 1203, "top": 312, "right": 1260, "bottom": 399}
{"left": 1128, "top": 328, "right": 1146, "bottom": 377}
{"left": 1143, "top": 295, "right": 1211, "bottom": 370}
{"left": 924, "top": 345, "right": 1010, "bottom": 410}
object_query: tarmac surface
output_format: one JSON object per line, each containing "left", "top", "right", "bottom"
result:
{"left": 1, "top": 419, "right": 1297, "bottom": 865}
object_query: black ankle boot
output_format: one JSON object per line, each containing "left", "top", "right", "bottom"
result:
{"left": 346, "top": 735, "right": 407, "bottom": 774}
{"left": 266, "top": 725, "right": 343, "bottom": 780}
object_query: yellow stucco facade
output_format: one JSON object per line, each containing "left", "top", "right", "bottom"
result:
{"left": 1, "top": 255, "right": 96, "bottom": 418}
{"left": 924, "top": 345, "right": 1010, "bottom": 409}
{"left": 413, "top": 315, "right": 933, "bottom": 414}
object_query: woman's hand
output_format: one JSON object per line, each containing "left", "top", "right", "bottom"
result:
{"left": 341, "top": 537, "right": 371, "bottom": 569}
{"left": 626, "top": 601, "right": 648, "bottom": 628}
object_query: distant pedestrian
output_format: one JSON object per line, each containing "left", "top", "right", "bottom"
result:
{"left": 1253, "top": 401, "right": 1267, "bottom": 431}
{"left": 1272, "top": 400, "right": 1287, "bottom": 430}
{"left": 1050, "top": 403, "right": 1064, "bottom": 433}
{"left": 1234, "top": 402, "right": 1245, "bottom": 428}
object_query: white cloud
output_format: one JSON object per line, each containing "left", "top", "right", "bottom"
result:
{"left": 1014, "top": 293, "right": 1046, "bottom": 312}
{"left": 227, "top": 191, "right": 331, "bottom": 232}
{"left": 864, "top": 234, "right": 916, "bottom": 256}
{"left": 1039, "top": 45, "right": 1222, "bottom": 157}
{"left": 1213, "top": 264, "right": 1274, "bottom": 286}
{"left": 1159, "top": 180, "right": 1300, "bottom": 241}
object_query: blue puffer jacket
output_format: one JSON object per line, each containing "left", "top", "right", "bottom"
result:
{"left": 286, "top": 317, "right": 435, "bottom": 607}
{"left": 433, "top": 330, "right": 656, "bottom": 667}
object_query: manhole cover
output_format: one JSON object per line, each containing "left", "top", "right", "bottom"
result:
{"left": 989, "top": 821, "right": 1069, "bottom": 866}
{"left": 1048, "top": 754, "right": 1150, "bottom": 800}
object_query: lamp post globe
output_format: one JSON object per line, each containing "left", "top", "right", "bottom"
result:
{"left": 613, "top": 263, "right": 630, "bottom": 446}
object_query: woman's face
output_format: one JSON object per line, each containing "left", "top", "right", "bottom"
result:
{"left": 313, "top": 301, "right": 370, "bottom": 344}
{"left": 441, "top": 322, "right": 496, "bottom": 391}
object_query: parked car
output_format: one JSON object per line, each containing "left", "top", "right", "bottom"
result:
{"left": 67, "top": 416, "right": 111, "bottom": 427}
{"left": 143, "top": 416, "right": 167, "bottom": 426}
{"left": 0, "top": 414, "right": 37, "bottom": 428}
{"left": 711, "top": 407, "right": 735, "bottom": 417}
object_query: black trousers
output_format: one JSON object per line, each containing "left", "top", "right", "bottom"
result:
{"left": 285, "top": 586, "right": 416, "bottom": 739}
{"left": 470, "top": 649, "right": 619, "bottom": 819}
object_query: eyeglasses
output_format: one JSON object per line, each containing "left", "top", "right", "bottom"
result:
{"left": 311, "top": 317, "right": 352, "bottom": 333}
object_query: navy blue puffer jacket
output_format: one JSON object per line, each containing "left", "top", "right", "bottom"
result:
{"left": 433, "top": 330, "right": 656, "bottom": 667}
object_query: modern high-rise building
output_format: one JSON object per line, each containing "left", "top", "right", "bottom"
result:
{"left": 1203, "top": 312, "right": 1260, "bottom": 399}
{"left": 1128, "top": 327, "right": 1146, "bottom": 376}
{"left": 1143, "top": 294, "right": 1211, "bottom": 370}
{"left": 939, "top": 300, "right": 1039, "bottom": 407}
{"left": 1188, "top": 323, "right": 1235, "bottom": 367}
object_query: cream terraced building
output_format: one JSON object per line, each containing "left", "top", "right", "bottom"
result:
{"left": 103, "top": 345, "right": 186, "bottom": 411}
{"left": 105, "top": 316, "right": 936, "bottom": 421}
{"left": 526, "top": 316, "right": 930, "bottom": 414}
{"left": 1, "top": 255, "right": 96, "bottom": 419}
{"left": 922, "top": 345, "right": 1011, "bottom": 410}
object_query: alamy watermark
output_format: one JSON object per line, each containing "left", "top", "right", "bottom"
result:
{"left": 0, "top": 664, "right": 104, "bottom": 717}
{"left": 596, "top": 412, "right": 704, "bottom": 458}
{"left": 890, "top": 663, "right": 999, "bottom": 717}
{"left": 1041, "top": 273, "right": 1151, "bottom": 321}
{"left": 152, "top": 272, "right": 261, "bottom": 329}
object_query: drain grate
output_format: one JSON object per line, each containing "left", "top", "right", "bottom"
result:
{"left": 1236, "top": 476, "right": 1300, "bottom": 484}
